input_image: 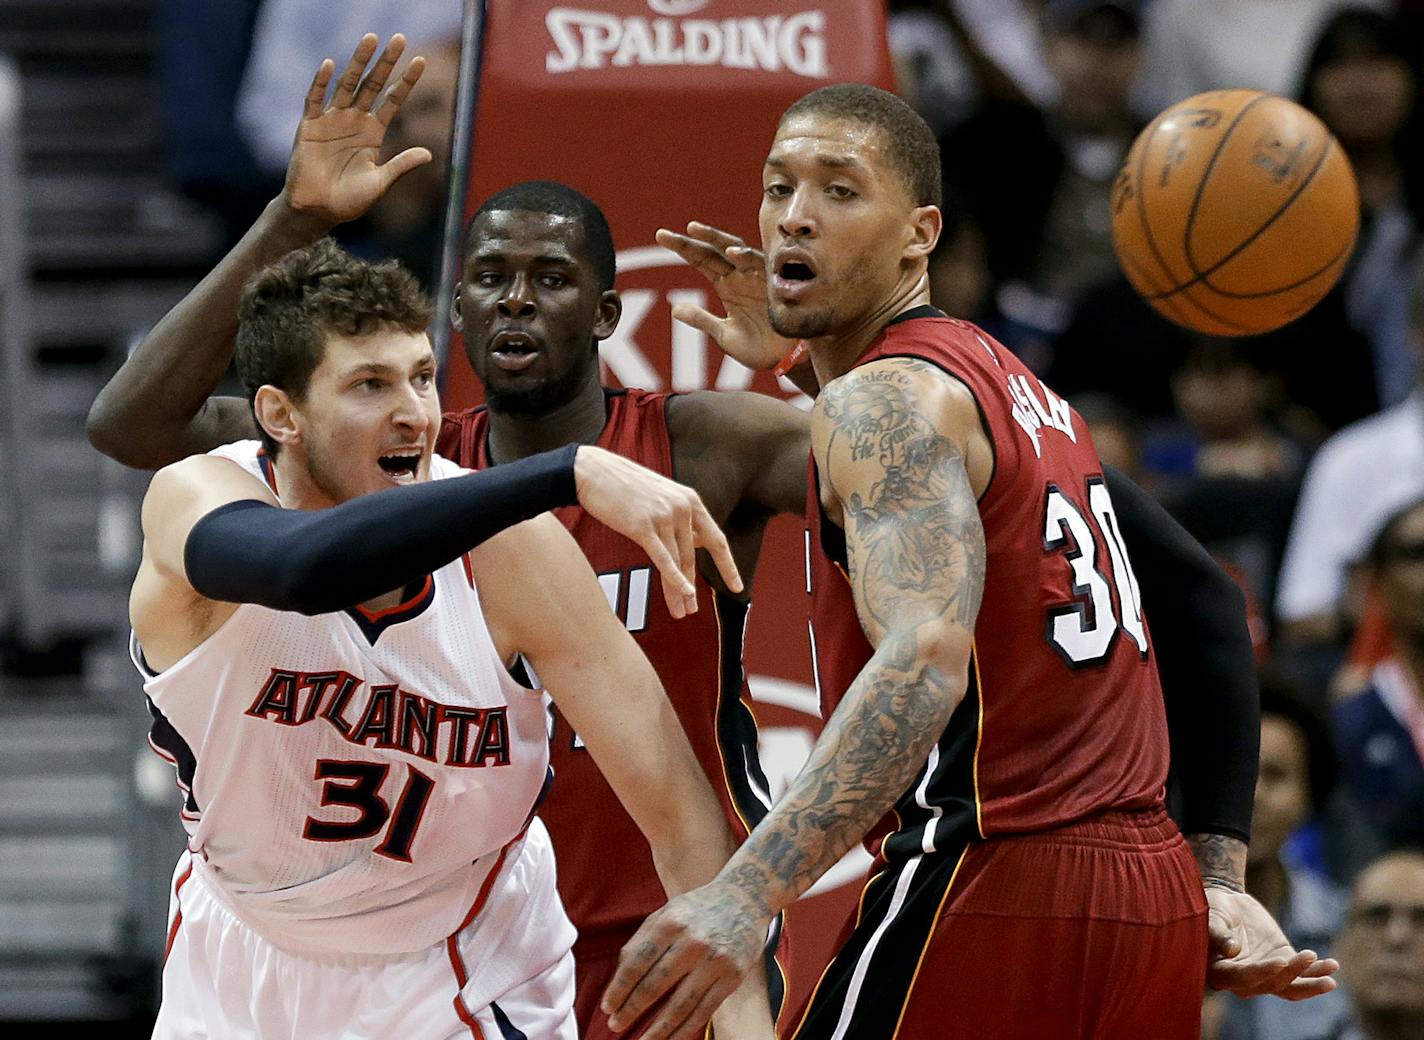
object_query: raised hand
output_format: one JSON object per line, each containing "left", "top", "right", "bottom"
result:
{"left": 573, "top": 447, "right": 743, "bottom": 619}
{"left": 655, "top": 222, "right": 796, "bottom": 372}
{"left": 283, "top": 34, "right": 433, "bottom": 226}
{"left": 1204, "top": 886, "right": 1340, "bottom": 1000}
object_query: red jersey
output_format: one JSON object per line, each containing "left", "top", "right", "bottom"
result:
{"left": 437, "top": 390, "right": 772, "bottom": 948}
{"left": 808, "top": 308, "right": 1170, "bottom": 865}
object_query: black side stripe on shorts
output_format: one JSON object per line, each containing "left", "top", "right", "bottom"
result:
{"left": 790, "top": 846, "right": 969, "bottom": 1040}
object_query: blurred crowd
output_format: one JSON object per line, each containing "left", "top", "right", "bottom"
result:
{"left": 154, "top": 2, "right": 1424, "bottom": 1037}
{"left": 892, "top": 2, "right": 1424, "bottom": 1037}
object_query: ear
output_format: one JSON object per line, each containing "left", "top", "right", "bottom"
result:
{"left": 592, "top": 289, "right": 623, "bottom": 342}
{"left": 904, "top": 204, "right": 943, "bottom": 263}
{"left": 450, "top": 285, "right": 465, "bottom": 332}
{"left": 253, "top": 386, "right": 302, "bottom": 450}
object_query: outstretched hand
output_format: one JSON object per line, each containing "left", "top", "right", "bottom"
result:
{"left": 283, "top": 34, "right": 433, "bottom": 226}
{"left": 655, "top": 223, "right": 795, "bottom": 372}
{"left": 602, "top": 882, "right": 768, "bottom": 1040}
{"left": 1204, "top": 887, "right": 1340, "bottom": 1000}
{"left": 573, "top": 447, "right": 742, "bottom": 619}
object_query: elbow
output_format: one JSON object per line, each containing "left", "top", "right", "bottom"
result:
{"left": 86, "top": 393, "right": 158, "bottom": 469}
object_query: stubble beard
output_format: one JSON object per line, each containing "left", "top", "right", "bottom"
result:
{"left": 768, "top": 301, "right": 834, "bottom": 341}
{"left": 484, "top": 357, "right": 593, "bottom": 418}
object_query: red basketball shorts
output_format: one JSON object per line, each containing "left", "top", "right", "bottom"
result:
{"left": 789, "top": 807, "right": 1209, "bottom": 1040}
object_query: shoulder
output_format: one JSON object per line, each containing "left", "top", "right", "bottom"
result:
{"left": 667, "top": 390, "right": 808, "bottom": 443}
{"left": 143, "top": 452, "right": 272, "bottom": 512}
{"left": 816, "top": 357, "right": 979, "bottom": 439}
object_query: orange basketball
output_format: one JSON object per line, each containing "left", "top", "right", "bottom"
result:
{"left": 1110, "top": 89, "right": 1360, "bottom": 336}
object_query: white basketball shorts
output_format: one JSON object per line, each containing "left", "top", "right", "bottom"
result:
{"left": 153, "top": 820, "right": 577, "bottom": 1039}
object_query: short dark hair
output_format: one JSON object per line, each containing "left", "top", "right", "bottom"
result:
{"left": 780, "top": 84, "right": 943, "bottom": 208}
{"left": 1367, "top": 496, "right": 1424, "bottom": 568}
{"left": 236, "top": 238, "right": 433, "bottom": 456}
{"left": 1257, "top": 670, "right": 1337, "bottom": 815}
{"left": 465, "top": 180, "right": 617, "bottom": 291}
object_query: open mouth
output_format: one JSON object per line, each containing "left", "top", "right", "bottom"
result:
{"left": 378, "top": 451, "right": 421, "bottom": 485}
{"left": 490, "top": 330, "right": 540, "bottom": 373}
{"left": 771, "top": 253, "right": 818, "bottom": 300}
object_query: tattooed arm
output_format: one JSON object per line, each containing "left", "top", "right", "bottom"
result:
{"left": 600, "top": 359, "right": 986, "bottom": 1040}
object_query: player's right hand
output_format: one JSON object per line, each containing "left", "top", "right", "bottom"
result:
{"left": 281, "top": 34, "right": 432, "bottom": 227}
{"left": 655, "top": 223, "right": 796, "bottom": 372}
{"left": 573, "top": 447, "right": 742, "bottom": 618}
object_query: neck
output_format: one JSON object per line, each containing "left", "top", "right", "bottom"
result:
{"left": 486, "top": 373, "right": 607, "bottom": 465}
{"left": 807, "top": 270, "right": 933, "bottom": 387}
{"left": 1246, "top": 856, "right": 1288, "bottom": 917}
{"left": 1359, "top": 1009, "right": 1424, "bottom": 1040}
{"left": 272, "top": 452, "right": 410, "bottom": 612}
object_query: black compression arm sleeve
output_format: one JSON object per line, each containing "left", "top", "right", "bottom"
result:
{"left": 1103, "top": 465, "right": 1258, "bottom": 844}
{"left": 184, "top": 445, "right": 578, "bottom": 615}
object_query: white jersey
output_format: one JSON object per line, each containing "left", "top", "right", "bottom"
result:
{"left": 133, "top": 440, "right": 553, "bottom": 957}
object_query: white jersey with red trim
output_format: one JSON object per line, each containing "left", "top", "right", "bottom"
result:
{"left": 132, "top": 440, "right": 553, "bottom": 957}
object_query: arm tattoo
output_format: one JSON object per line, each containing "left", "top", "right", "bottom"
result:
{"left": 717, "top": 362, "right": 985, "bottom": 916}
{"left": 723, "top": 633, "right": 956, "bottom": 916}
{"left": 1187, "top": 833, "right": 1248, "bottom": 892}
{"left": 820, "top": 362, "right": 986, "bottom": 632}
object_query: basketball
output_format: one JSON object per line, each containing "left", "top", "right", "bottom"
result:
{"left": 1110, "top": 89, "right": 1360, "bottom": 337}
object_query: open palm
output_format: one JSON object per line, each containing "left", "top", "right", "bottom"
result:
{"left": 283, "top": 34, "right": 432, "bottom": 225}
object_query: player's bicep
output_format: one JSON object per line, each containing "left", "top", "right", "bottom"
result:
{"left": 814, "top": 360, "right": 986, "bottom": 647}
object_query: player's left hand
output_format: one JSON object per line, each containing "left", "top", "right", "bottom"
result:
{"left": 602, "top": 881, "right": 767, "bottom": 1040}
{"left": 1204, "top": 886, "right": 1340, "bottom": 1000}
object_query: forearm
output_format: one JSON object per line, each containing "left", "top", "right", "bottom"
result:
{"left": 719, "top": 632, "right": 961, "bottom": 918}
{"left": 87, "top": 195, "right": 334, "bottom": 466}
{"left": 1188, "top": 833, "right": 1248, "bottom": 892}
{"left": 185, "top": 447, "right": 577, "bottom": 613}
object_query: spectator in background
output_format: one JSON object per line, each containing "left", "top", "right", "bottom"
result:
{"left": 926, "top": 187, "right": 992, "bottom": 326}
{"left": 1157, "top": 337, "right": 1307, "bottom": 483}
{"left": 1136, "top": 0, "right": 1390, "bottom": 115}
{"left": 1276, "top": 266, "right": 1424, "bottom": 648}
{"left": 1071, "top": 393, "right": 1146, "bottom": 484}
{"left": 1299, "top": 7, "right": 1424, "bottom": 411}
{"left": 1333, "top": 850, "right": 1424, "bottom": 1040}
{"left": 1333, "top": 498, "right": 1424, "bottom": 853}
{"left": 236, "top": 0, "right": 461, "bottom": 177}
{"left": 941, "top": 0, "right": 1144, "bottom": 367}
{"left": 1205, "top": 674, "right": 1353, "bottom": 1040}
{"left": 156, "top": 0, "right": 269, "bottom": 249}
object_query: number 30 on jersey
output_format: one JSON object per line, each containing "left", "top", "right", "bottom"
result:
{"left": 1043, "top": 479, "right": 1148, "bottom": 667}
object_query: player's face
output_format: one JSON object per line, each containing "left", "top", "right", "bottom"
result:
{"left": 456, "top": 210, "right": 617, "bottom": 416}
{"left": 294, "top": 329, "right": 441, "bottom": 503}
{"left": 759, "top": 113, "right": 927, "bottom": 340}
{"left": 1247, "top": 715, "right": 1310, "bottom": 865}
{"left": 1338, "top": 855, "right": 1424, "bottom": 1013}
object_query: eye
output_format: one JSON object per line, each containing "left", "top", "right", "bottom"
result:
{"left": 827, "top": 183, "right": 857, "bottom": 199}
{"left": 539, "top": 273, "right": 566, "bottom": 289}
{"left": 355, "top": 378, "right": 384, "bottom": 392}
{"left": 414, "top": 370, "right": 435, "bottom": 389}
{"left": 764, "top": 182, "right": 792, "bottom": 199}
{"left": 474, "top": 271, "right": 502, "bottom": 288}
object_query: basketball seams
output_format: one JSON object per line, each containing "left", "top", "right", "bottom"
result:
{"left": 1160, "top": 136, "right": 1336, "bottom": 300}
{"left": 1182, "top": 93, "right": 1271, "bottom": 283}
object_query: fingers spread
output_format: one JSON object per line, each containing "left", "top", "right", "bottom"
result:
{"left": 378, "top": 147, "right": 434, "bottom": 189}
{"left": 304, "top": 59, "right": 336, "bottom": 120}
{"left": 352, "top": 33, "right": 407, "bottom": 111}
{"left": 377, "top": 55, "right": 428, "bottom": 127}
{"left": 332, "top": 34, "right": 379, "bottom": 108}
{"left": 669, "top": 302, "right": 724, "bottom": 340}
